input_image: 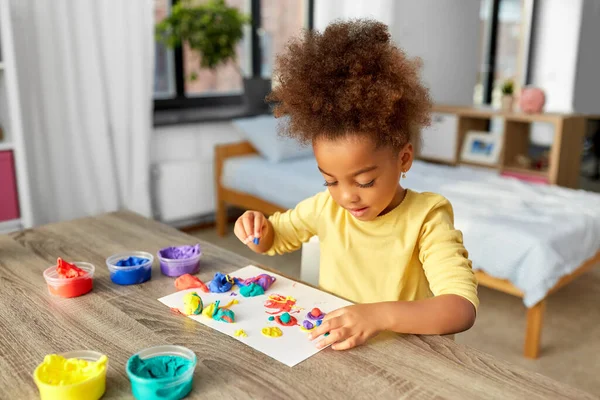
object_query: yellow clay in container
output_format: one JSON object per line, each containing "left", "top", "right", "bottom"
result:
{"left": 33, "top": 350, "right": 108, "bottom": 400}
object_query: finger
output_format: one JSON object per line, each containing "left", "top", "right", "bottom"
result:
{"left": 233, "top": 219, "right": 247, "bottom": 242}
{"left": 241, "top": 213, "right": 255, "bottom": 244}
{"left": 315, "top": 327, "right": 347, "bottom": 349}
{"left": 308, "top": 316, "right": 341, "bottom": 340}
{"left": 331, "top": 335, "right": 361, "bottom": 351}
{"left": 253, "top": 212, "right": 264, "bottom": 239}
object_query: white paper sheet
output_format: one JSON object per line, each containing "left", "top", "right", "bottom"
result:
{"left": 157, "top": 265, "right": 354, "bottom": 367}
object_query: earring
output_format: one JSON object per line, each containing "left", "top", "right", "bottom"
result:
{"left": 402, "top": 171, "right": 407, "bottom": 179}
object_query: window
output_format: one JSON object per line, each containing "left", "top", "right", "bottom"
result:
{"left": 154, "top": 0, "right": 313, "bottom": 110}
{"left": 474, "top": 0, "right": 533, "bottom": 107}
{"left": 154, "top": 0, "right": 175, "bottom": 98}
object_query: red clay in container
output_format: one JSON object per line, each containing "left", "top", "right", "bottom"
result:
{"left": 43, "top": 259, "right": 95, "bottom": 298}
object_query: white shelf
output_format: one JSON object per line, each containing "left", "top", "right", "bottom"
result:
{"left": 0, "top": 218, "right": 21, "bottom": 234}
{"left": 0, "top": 141, "right": 14, "bottom": 151}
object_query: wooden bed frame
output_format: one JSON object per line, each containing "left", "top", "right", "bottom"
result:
{"left": 215, "top": 140, "right": 600, "bottom": 359}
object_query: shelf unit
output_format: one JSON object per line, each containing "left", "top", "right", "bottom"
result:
{"left": 0, "top": 0, "right": 32, "bottom": 233}
{"left": 417, "top": 104, "right": 589, "bottom": 188}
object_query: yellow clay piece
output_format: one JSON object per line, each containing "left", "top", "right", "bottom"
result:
{"left": 261, "top": 327, "right": 283, "bottom": 338}
{"left": 234, "top": 329, "right": 247, "bottom": 337}
{"left": 183, "top": 292, "right": 203, "bottom": 315}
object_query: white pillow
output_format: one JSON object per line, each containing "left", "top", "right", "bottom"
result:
{"left": 232, "top": 115, "right": 313, "bottom": 163}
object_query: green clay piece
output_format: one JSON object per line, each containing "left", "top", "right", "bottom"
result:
{"left": 324, "top": 332, "right": 330, "bottom": 337}
{"left": 239, "top": 282, "right": 265, "bottom": 297}
{"left": 268, "top": 316, "right": 275, "bottom": 321}
{"left": 280, "top": 312, "right": 291, "bottom": 324}
{"left": 213, "top": 308, "right": 235, "bottom": 323}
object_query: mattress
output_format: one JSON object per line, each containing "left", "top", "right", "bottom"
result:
{"left": 222, "top": 156, "right": 600, "bottom": 306}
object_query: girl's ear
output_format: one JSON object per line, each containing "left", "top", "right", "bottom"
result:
{"left": 398, "top": 143, "right": 414, "bottom": 173}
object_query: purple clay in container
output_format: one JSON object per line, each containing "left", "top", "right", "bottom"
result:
{"left": 157, "top": 244, "right": 202, "bottom": 277}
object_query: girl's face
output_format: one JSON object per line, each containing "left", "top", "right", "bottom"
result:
{"left": 313, "top": 135, "right": 413, "bottom": 221}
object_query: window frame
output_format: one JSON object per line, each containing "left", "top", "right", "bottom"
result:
{"left": 154, "top": 0, "right": 314, "bottom": 111}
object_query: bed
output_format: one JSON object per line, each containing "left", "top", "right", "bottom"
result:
{"left": 215, "top": 140, "right": 600, "bottom": 358}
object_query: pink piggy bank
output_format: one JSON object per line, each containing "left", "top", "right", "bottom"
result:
{"left": 519, "top": 87, "right": 545, "bottom": 113}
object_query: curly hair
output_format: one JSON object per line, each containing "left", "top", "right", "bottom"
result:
{"left": 267, "top": 19, "right": 432, "bottom": 149}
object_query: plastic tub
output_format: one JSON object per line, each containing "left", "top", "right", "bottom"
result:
{"left": 43, "top": 262, "right": 94, "bottom": 298}
{"left": 157, "top": 246, "right": 202, "bottom": 277}
{"left": 33, "top": 350, "right": 108, "bottom": 400}
{"left": 126, "top": 345, "right": 197, "bottom": 400}
{"left": 106, "top": 251, "right": 153, "bottom": 285}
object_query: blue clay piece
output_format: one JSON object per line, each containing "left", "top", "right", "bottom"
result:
{"left": 253, "top": 237, "right": 260, "bottom": 245}
{"left": 116, "top": 256, "right": 149, "bottom": 267}
{"left": 209, "top": 272, "right": 233, "bottom": 293}
{"left": 316, "top": 320, "right": 322, "bottom": 326}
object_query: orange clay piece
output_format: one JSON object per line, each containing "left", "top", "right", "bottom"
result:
{"left": 174, "top": 274, "right": 209, "bottom": 292}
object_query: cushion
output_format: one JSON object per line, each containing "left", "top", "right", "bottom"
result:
{"left": 232, "top": 115, "right": 313, "bottom": 163}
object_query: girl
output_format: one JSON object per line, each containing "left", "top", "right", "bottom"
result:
{"left": 234, "top": 19, "right": 478, "bottom": 350}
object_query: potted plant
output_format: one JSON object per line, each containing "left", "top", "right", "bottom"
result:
{"left": 155, "top": 0, "right": 271, "bottom": 113}
{"left": 500, "top": 79, "right": 514, "bottom": 112}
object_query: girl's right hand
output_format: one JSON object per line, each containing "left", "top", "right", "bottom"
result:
{"left": 234, "top": 210, "right": 267, "bottom": 245}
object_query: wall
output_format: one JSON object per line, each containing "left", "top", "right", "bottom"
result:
{"left": 315, "top": 0, "right": 480, "bottom": 105}
{"left": 573, "top": 0, "right": 600, "bottom": 115}
{"left": 152, "top": 122, "right": 243, "bottom": 224}
{"left": 390, "top": 1, "right": 479, "bottom": 105}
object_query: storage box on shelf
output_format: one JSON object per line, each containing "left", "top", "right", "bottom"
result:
{"left": 416, "top": 104, "right": 589, "bottom": 188}
{"left": 0, "top": 0, "right": 32, "bottom": 233}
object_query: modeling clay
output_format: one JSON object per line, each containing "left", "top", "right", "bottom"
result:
{"left": 275, "top": 312, "right": 298, "bottom": 326}
{"left": 174, "top": 274, "right": 209, "bottom": 292}
{"left": 203, "top": 299, "right": 238, "bottom": 323}
{"left": 56, "top": 258, "right": 86, "bottom": 278}
{"left": 324, "top": 332, "right": 330, "bottom": 337}
{"left": 110, "top": 266, "right": 151, "bottom": 285}
{"left": 264, "top": 294, "right": 297, "bottom": 314}
{"left": 239, "top": 282, "right": 264, "bottom": 297}
{"left": 128, "top": 354, "right": 193, "bottom": 379}
{"left": 158, "top": 244, "right": 201, "bottom": 259}
{"left": 234, "top": 329, "right": 247, "bottom": 337}
{"left": 235, "top": 274, "right": 276, "bottom": 291}
{"left": 268, "top": 316, "right": 275, "bottom": 321}
{"left": 316, "top": 320, "right": 322, "bottom": 326}
{"left": 303, "top": 320, "right": 314, "bottom": 330}
{"left": 115, "top": 256, "right": 149, "bottom": 267}
{"left": 213, "top": 308, "right": 235, "bottom": 323}
{"left": 209, "top": 272, "right": 234, "bottom": 293}
{"left": 183, "top": 292, "right": 203, "bottom": 315}
{"left": 307, "top": 308, "right": 325, "bottom": 321}
{"left": 50, "top": 258, "right": 93, "bottom": 297}
{"left": 202, "top": 303, "right": 216, "bottom": 319}
{"left": 261, "top": 327, "right": 283, "bottom": 338}
{"left": 35, "top": 354, "right": 108, "bottom": 385}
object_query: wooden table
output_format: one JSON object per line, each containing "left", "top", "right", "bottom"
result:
{"left": 0, "top": 211, "right": 593, "bottom": 399}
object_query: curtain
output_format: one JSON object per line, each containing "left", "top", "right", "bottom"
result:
{"left": 10, "top": 0, "right": 154, "bottom": 226}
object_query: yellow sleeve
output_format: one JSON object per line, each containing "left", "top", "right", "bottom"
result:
{"left": 264, "top": 191, "right": 329, "bottom": 256}
{"left": 418, "top": 198, "right": 479, "bottom": 310}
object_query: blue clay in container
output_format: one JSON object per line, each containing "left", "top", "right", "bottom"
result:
{"left": 110, "top": 265, "right": 151, "bottom": 285}
{"left": 106, "top": 252, "right": 153, "bottom": 286}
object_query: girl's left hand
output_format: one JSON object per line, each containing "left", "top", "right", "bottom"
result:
{"left": 307, "top": 304, "right": 383, "bottom": 350}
